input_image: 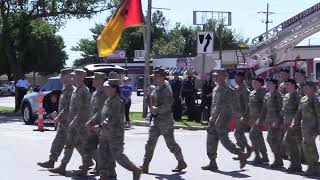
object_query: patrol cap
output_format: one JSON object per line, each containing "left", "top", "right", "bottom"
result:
{"left": 285, "top": 78, "right": 296, "bottom": 85}
{"left": 103, "top": 71, "right": 121, "bottom": 87}
{"left": 92, "top": 72, "right": 106, "bottom": 80}
{"left": 302, "top": 80, "right": 315, "bottom": 87}
{"left": 186, "top": 68, "right": 193, "bottom": 74}
{"left": 153, "top": 66, "right": 167, "bottom": 77}
{"left": 60, "top": 68, "right": 73, "bottom": 75}
{"left": 253, "top": 76, "right": 264, "bottom": 84}
{"left": 265, "top": 77, "right": 278, "bottom": 85}
{"left": 280, "top": 67, "right": 290, "bottom": 73}
{"left": 71, "top": 69, "right": 87, "bottom": 76}
{"left": 235, "top": 71, "right": 245, "bottom": 77}
{"left": 295, "top": 68, "right": 306, "bottom": 75}
{"left": 212, "top": 68, "right": 227, "bottom": 76}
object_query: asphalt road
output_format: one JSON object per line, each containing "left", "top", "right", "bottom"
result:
{"left": 1, "top": 115, "right": 319, "bottom": 180}
{"left": 0, "top": 93, "right": 144, "bottom": 112}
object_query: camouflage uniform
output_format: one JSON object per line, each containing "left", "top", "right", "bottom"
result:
{"left": 279, "top": 82, "right": 287, "bottom": 96}
{"left": 294, "top": 93, "right": 320, "bottom": 173}
{"left": 249, "top": 88, "right": 269, "bottom": 161}
{"left": 49, "top": 84, "right": 74, "bottom": 162}
{"left": 99, "top": 95, "right": 138, "bottom": 177}
{"left": 142, "top": 83, "right": 184, "bottom": 166}
{"left": 206, "top": 83, "right": 244, "bottom": 160}
{"left": 259, "top": 91, "right": 284, "bottom": 166}
{"left": 233, "top": 85, "right": 251, "bottom": 152}
{"left": 60, "top": 84, "right": 91, "bottom": 167}
{"left": 83, "top": 88, "right": 108, "bottom": 169}
{"left": 282, "top": 91, "right": 301, "bottom": 169}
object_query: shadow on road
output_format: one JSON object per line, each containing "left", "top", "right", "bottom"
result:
{"left": 213, "top": 169, "right": 251, "bottom": 178}
{"left": 0, "top": 112, "right": 21, "bottom": 124}
{"left": 48, "top": 171, "right": 98, "bottom": 180}
{"left": 148, "top": 171, "right": 187, "bottom": 180}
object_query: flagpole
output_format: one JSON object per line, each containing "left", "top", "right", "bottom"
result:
{"left": 143, "top": 0, "right": 152, "bottom": 118}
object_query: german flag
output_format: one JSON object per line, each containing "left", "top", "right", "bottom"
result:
{"left": 97, "top": 0, "right": 144, "bottom": 57}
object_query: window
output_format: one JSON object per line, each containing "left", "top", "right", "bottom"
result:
{"left": 51, "top": 79, "right": 63, "bottom": 90}
{"left": 40, "top": 80, "right": 54, "bottom": 91}
{"left": 316, "top": 63, "right": 320, "bottom": 80}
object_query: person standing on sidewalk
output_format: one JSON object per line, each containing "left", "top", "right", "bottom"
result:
{"left": 120, "top": 76, "right": 133, "bottom": 128}
{"left": 15, "top": 74, "right": 30, "bottom": 112}
{"left": 37, "top": 68, "right": 74, "bottom": 168}
{"left": 140, "top": 67, "right": 187, "bottom": 174}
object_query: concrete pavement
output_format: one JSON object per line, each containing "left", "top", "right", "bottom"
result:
{"left": 0, "top": 115, "right": 319, "bottom": 180}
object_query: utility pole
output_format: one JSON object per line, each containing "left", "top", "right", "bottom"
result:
{"left": 258, "top": 3, "right": 275, "bottom": 39}
{"left": 142, "top": 0, "right": 152, "bottom": 118}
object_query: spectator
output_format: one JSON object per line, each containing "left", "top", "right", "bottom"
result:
{"left": 121, "top": 76, "right": 133, "bottom": 128}
{"left": 201, "top": 73, "right": 215, "bottom": 121}
{"left": 15, "top": 74, "right": 30, "bottom": 112}
{"left": 181, "top": 68, "right": 197, "bottom": 121}
{"left": 44, "top": 94, "right": 59, "bottom": 120}
{"left": 170, "top": 71, "right": 183, "bottom": 121}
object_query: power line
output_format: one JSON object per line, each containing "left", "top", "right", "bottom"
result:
{"left": 258, "top": 3, "right": 275, "bottom": 38}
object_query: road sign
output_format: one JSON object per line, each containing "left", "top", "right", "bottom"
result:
{"left": 197, "top": 32, "right": 214, "bottom": 54}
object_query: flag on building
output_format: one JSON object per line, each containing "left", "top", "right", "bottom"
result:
{"left": 97, "top": 0, "right": 144, "bottom": 57}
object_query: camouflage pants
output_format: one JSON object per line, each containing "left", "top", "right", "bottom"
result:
{"left": 60, "top": 126, "right": 87, "bottom": 166}
{"left": 266, "top": 123, "right": 283, "bottom": 160}
{"left": 301, "top": 129, "right": 319, "bottom": 167}
{"left": 143, "top": 125, "right": 184, "bottom": 165}
{"left": 49, "top": 123, "right": 68, "bottom": 162}
{"left": 99, "top": 128, "right": 136, "bottom": 177}
{"left": 82, "top": 131, "right": 100, "bottom": 168}
{"left": 249, "top": 123, "right": 268, "bottom": 158}
{"left": 234, "top": 118, "right": 251, "bottom": 151}
{"left": 283, "top": 127, "right": 301, "bottom": 166}
{"left": 206, "top": 122, "right": 242, "bottom": 160}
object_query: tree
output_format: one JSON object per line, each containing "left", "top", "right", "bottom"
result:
{"left": 0, "top": 0, "right": 115, "bottom": 80}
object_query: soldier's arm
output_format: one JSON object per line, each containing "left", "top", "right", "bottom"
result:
{"left": 90, "top": 94, "right": 107, "bottom": 125}
{"left": 108, "top": 98, "right": 123, "bottom": 126}
{"left": 56, "top": 90, "right": 72, "bottom": 123}
{"left": 258, "top": 96, "right": 267, "bottom": 125}
{"left": 313, "top": 95, "right": 320, "bottom": 131}
{"left": 293, "top": 102, "right": 302, "bottom": 127}
{"left": 72, "top": 89, "right": 90, "bottom": 126}
{"left": 242, "top": 89, "right": 250, "bottom": 121}
{"left": 277, "top": 94, "right": 284, "bottom": 125}
{"left": 153, "top": 88, "right": 173, "bottom": 115}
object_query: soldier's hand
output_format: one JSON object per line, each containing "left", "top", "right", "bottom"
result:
{"left": 240, "top": 117, "right": 246, "bottom": 125}
{"left": 85, "top": 121, "right": 94, "bottom": 129}
{"left": 214, "top": 120, "right": 220, "bottom": 127}
{"left": 272, "top": 122, "right": 279, "bottom": 128}
{"left": 92, "top": 125, "right": 101, "bottom": 133}
{"left": 53, "top": 117, "right": 60, "bottom": 123}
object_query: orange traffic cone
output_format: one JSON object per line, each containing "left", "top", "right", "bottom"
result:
{"left": 33, "top": 91, "right": 49, "bottom": 132}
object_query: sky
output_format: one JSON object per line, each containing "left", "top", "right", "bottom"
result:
{"left": 57, "top": 0, "right": 320, "bottom": 67}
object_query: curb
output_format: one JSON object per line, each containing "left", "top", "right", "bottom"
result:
{"left": 131, "top": 120, "right": 207, "bottom": 131}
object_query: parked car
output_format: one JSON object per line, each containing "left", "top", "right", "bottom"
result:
{"left": 21, "top": 64, "right": 127, "bottom": 125}
{"left": 0, "top": 81, "right": 15, "bottom": 96}
{"left": 135, "top": 76, "right": 144, "bottom": 96}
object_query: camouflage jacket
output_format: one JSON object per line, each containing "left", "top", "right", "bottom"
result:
{"left": 294, "top": 95, "right": 318, "bottom": 131}
{"left": 68, "top": 84, "right": 90, "bottom": 127}
{"left": 57, "top": 84, "right": 74, "bottom": 124}
{"left": 210, "top": 83, "right": 233, "bottom": 128}
{"left": 279, "top": 82, "right": 287, "bottom": 96}
{"left": 101, "top": 95, "right": 125, "bottom": 134}
{"left": 249, "top": 88, "right": 266, "bottom": 119}
{"left": 89, "top": 88, "right": 107, "bottom": 125}
{"left": 259, "top": 91, "right": 283, "bottom": 125}
{"left": 233, "top": 85, "right": 250, "bottom": 120}
{"left": 282, "top": 92, "right": 300, "bottom": 125}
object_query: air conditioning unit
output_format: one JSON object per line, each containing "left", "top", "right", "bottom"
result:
{"left": 134, "top": 50, "right": 146, "bottom": 58}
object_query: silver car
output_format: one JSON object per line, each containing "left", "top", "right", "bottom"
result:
{"left": 21, "top": 77, "right": 62, "bottom": 124}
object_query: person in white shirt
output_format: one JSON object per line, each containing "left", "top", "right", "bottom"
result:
{"left": 15, "top": 75, "right": 30, "bottom": 112}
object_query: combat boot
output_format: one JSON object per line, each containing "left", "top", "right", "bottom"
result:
{"left": 287, "top": 164, "right": 302, "bottom": 173}
{"left": 270, "top": 157, "right": 284, "bottom": 169}
{"left": 99, "top": 174, "right": 110, "bottom": 180}
{"left": 261, "top": 154, "right": 269, "bottom": 163}
{"left": 73, "top": 168, "right": 88, "bottom": 177}
{"left": 133, "top": 167, "right": 142, "bottom": 180}
{"left": 238, "top": 152, "right": 248, "bottom": 169}
{"left": 109, "top": 168, "right": 117, "bottom": 178}
{"left": 48, "top": 163, "right": 67, "bottom": 175}
{"left": 139, "top": 163, "right": 149, "bottom": 174}
{"left": 201, "top": 160, "right": 218, "bottom": 171}
{"left": 172, "top": 160, "right": 187, "bottom": 172}
{"left": 37, "top": 159, "right": 55, "bottom": 168}
{"left": 305, "top": 163, "right": 320, "bottom": 176}
{"left": 79, "top": 160, "right": 94, "bottom": 169}
{"left": 252, "top": 156, "right": 263, "bottom": 165}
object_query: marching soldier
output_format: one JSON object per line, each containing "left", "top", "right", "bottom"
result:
{"left": 292, "top": 81, "right": 320, "bottom": 176}
{"left": 48, "top": 69, "right": 91, "bottom": 176}
{"left": 140, "top": 67, "right": 187, "bottom": 174}
{"left": 279, "top": 68, "right": 290, "bottom": 96}
{"left": 95, "top": 71, "right": 142, "bottom": 180}
{"left": 202, "top": 69, "right": 248, "bottom": 171}
{"left": 282, "top": 79, "right": 302, "bottom": 172}
{"left": 249, "top": 76, "right": 269, "bottom": 164}
{"left": 259, "top": 77, "right": 284, "bottom": 169}
{"left": 295, "top": 69, "right": 306, "bottom": 96}
{"left": 37, "top": 68, "right": 74, "bottom": 168}
{"left": 232, "top": 71, "right": 252, "bottom": 159}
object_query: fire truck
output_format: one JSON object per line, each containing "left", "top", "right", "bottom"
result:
{"left": 241, "top": 2, "right": 320, "bottom": 80}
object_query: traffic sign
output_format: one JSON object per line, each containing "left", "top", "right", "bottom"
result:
{"left": 197, "top": 32, "right": 214, "bottom": 54}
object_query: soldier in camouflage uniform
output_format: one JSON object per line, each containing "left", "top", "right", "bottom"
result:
{"left": 292, "top": 81, "right": 320, "bottom": 176}
{"left": 95, "top": 71, "right": 141, "bottom": 180}
{"left": 282, "top": 79, "right": 302, "bottom": 172}
{"left": 279, "top": 68, "right": 290, "bottom": 96}
{"left": 202, "top": 69, "right": 248, "bottom": 171}
{"left": 259, "top": 77, "right": 284, "bottom": 168}
{"left": 37, "top": 68, "right": 74, "bottom": 168}
{"left": 140, "top": 67, "right": 187, "bottom": 174}
{"left": 232, "top": 71, "right": 252, "bottom": 159}
{"left": 249, "top": 76, "right": 269, "bottom": 164}
{"left": 49, "top": 69, "right": 91, "bottom": 176}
